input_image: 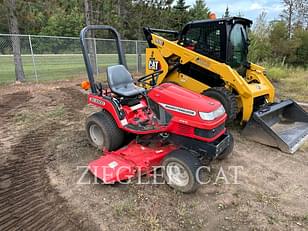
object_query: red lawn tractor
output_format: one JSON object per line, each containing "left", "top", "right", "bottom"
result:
{"left": 80, "top": 25, "right": 234, "bottom": 193}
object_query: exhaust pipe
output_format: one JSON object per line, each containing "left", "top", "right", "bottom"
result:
{"left": 242, "top": 99, "right": 308, "bottom": 153}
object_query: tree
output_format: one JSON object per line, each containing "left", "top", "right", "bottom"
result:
{"left": 172, "top": 0, "right": 190, "bottom": 30}
{"left": 40, "top": 7, "right": 84, "bottom": 36}
{"left": 253, "top": 11, "right": 269, "bottom": 35}
{"left": 269, "top": 21, "right": 300, "bottom": 64}
{"left": 190, "top": 0, "right": 210, "bottom": 20}
{"left": 84, "top": 0, "right": 97, "bottom": 74}
{"left": 249, "top": 12, "right": 272, "bottom": 62}
{"left": 293, "top": 27, "right": 308, "bottom": 65}
{"left": 173, "top": 0, "right": 189, "bottom": 10}
{"left": 4, "top": 0, "right": 25, "bottom": 82}
{"left": 294, "top": 0, "right": 308, "bottom": 29}
{"left": 237, "top": 11, "right": 244, "bottom": 17}
{"left": 223, "top": 6, "right": 230, "bottom": 18}
{"left": 280, "top": 0, "right": 295, "bottom": 38}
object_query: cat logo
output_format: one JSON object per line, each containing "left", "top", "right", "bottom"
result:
{"left": 148, "top": 59, "right": 159, "bottom": 71}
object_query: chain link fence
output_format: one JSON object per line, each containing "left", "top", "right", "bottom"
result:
{"left": 0, "top": 34, "right": 148, "bottom": 83}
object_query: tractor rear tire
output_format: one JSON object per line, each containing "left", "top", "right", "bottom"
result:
{"left": 162, "top": 149, "right": 202, "bottom": 193}
{"left": 85, "top": 111, "right": 124, "bottom": 151}
{"left": 216, "top": 132, "right": 234, "bottom": 160}
{"left": 203, "top": 87, "right": 238, "bottom": 123}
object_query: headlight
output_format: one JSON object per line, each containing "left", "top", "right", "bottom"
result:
{"left": 199, "top": 105, "right": 225, "bottom": 121}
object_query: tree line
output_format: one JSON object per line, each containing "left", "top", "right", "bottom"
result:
{"left": 1, "top": 0, "right": 210, "bottom": 39}
{"left": 249, "top": 0, "right": 308, "bottom": 66}
{"left": 1, "top": 0, "right": 307, "bottom": 81}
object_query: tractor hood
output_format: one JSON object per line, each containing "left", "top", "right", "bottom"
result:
{"left": 148, "top": 83, "right": 227, "bottom": 133}
{"left": 148, "top": 83, "right": 222, "bottom": 113}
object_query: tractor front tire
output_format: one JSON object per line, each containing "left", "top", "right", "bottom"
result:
{"left": 85, "top": 111, "right": 124, "bottom": 151}
{"left": 203, "top": 87, "right": 238, "bottom": 123}
{"left": 216, "top": 132, "right": 234, "bottom": 160}
{"left": 162, "top": 149, "right": 202, "bottom": 193}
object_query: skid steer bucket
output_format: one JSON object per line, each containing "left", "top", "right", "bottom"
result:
{"left": 242, "top": 100, "right": 308, "bottom": 153}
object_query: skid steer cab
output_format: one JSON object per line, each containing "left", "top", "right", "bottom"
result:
{"left": 80, "top": 25, "right": 234, "bottom": 193}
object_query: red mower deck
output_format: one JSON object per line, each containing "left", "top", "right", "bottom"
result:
{"left": 88, "top": 141, "right": 176, "bottom": 183}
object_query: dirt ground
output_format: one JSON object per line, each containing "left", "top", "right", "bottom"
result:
{"left": 0, "top": 80, "right": 307, "bottom": 231}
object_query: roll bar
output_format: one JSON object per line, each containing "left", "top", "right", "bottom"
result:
{"left": 80, "top": 25, "right": 127, "bottom": 94}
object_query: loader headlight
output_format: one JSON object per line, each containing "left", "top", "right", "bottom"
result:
{"left": 199, "top": 105, "right": 225, "bottom": 121}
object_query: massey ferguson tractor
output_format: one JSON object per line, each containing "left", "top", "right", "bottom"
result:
{"left": 80, "top": 25, "right": 234, "bottom": 193}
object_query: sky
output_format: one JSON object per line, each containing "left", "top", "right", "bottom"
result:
{"left": 186, "top": 0, "right": 284, "bottom": 21}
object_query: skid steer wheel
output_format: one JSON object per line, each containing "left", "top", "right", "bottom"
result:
{"left": 216, "top": 132, "right": 234, "bottom": 160}
{"left": 203, "top": 87, "right": 238, "bottom": 123}
{"left": 162, "top": 149, "right": 202, "bottom": 193}
{"left": 85, "top": 111, "right": 124, "bottom": 151}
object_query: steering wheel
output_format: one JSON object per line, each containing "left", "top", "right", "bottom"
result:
{"left": 137, "top": 70, "right": 163, "bottom": 87}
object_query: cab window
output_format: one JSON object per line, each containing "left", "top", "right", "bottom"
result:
{"left": 182, "top": 24, "right": 223, "bottom": 60}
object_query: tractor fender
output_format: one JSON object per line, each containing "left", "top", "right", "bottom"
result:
{"left": 87, "top": 94, "right": 126, "bottom": 128}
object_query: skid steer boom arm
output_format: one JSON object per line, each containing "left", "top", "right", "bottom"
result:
{"left": 144, "top": 30, "right": 275, "bottom": 122}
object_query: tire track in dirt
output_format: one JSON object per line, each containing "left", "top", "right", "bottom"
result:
{"left": 0, "top": 91, "right": 32, "bottom": 152}
{"left": 0, "top": 91, "right": 32, "bottom": 116}
{"left": 0, "top": 88, "right": 98, "bottom": 231}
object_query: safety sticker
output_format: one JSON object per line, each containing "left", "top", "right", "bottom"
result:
{"left": 121, "top": 118, "right": 128, "bottom": 126}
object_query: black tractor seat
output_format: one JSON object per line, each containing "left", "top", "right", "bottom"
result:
{"left": 107, "top": 65, "right": 145, "bottom": 97}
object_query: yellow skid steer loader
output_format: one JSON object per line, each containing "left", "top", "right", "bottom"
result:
{"left": 143, "top": 17, "right": 308, "bottom": 153}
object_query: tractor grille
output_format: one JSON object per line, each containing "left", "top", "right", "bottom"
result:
{"left": 194, "top": 123, "right": 225, "bottom": 139}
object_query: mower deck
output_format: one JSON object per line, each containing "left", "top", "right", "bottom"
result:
{"left": 88, "top": 140, "right": 176, "bottom": 183}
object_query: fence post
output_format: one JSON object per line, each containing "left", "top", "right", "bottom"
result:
{"left": 94, "top": 38, "right": 99, "bottom": 77}
{"left": 135, "top": 40, "right": 139, "bottom": 73}
{"left": 28, "top": 35, "right": 38, "bottom": 82}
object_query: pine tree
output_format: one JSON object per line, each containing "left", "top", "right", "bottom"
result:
{"left": 172, "top": 0, "right": 190, "bottom": 30}
{"left": 190, "top": 0, "right": 210, "bottom": 20}
{"left": 173, "top": 0, "right": 189, "bottom": 11}
{"left": 280, "top": 0, "right": 296, "bottom": 39}
{"left": 223, "top": 5, "right": 230, "bottom": 18}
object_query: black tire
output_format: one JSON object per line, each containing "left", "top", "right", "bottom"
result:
{"left": 162, "top": 149, "right": 202, "bottom": 193}
{"left": 85, "top": 111, "right": 124, "bottom": 151}
{"left": 203, "top": 87, "right": 238, "bottom": 123}
{"left": 216, "top": 132, "right": 234, "bottom": 160}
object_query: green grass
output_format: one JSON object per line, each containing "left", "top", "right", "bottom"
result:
{"left": 1, "top": 54, "right": 306, "bottom": 102}
{"left": 267, "top": 66, "right": 289, "bottom": 80}
{"left": 0, "top": 54, "right": 145, "bottom": 83}
{"left": 266, "top": 65, "right": 308, "bottom": 102}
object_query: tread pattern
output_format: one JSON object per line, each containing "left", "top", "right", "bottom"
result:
{"left": 162, "top": 149, "right": 201, "bottom": 193}
{"left": 86, "top": 111, "right": 124, "bottom": 151}
{"left": 0, "top": 88, "right": 98, "bottom": 231}
{"left": 203, "top": 87, "right": 238, "bottom": 123}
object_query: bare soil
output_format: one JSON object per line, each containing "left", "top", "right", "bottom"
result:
{"left": 0, "top": 81, "right": 307, "bottom": 231}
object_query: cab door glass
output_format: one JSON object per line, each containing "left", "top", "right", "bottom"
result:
{"left": 230, "top": 24, "right": 246, "bottom": 68}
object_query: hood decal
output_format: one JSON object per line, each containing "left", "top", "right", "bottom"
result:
{"left": 159, "top": 103, "right": 196, "bottom": 116}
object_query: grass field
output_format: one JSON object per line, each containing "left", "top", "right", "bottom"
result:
{"left": 1, "top": 54, "right": 307, "bottom": 102}
{"left": 0, "top": 54, "right": 145, "bottom": 83}
{"left": 267, "top": 65, "right": 308, "bottom": 102}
